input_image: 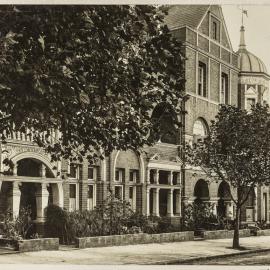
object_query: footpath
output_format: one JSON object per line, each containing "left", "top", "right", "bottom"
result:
{"left": 0, "top": 235, "right": 270, "bottom": 264}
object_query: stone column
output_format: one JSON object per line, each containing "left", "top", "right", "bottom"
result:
{"left": 230, "top": 202, "right": 234, "bottom": 219}
{"left": 40, "top": 164, "right": 46, "bottom": 178}
{"left": 254, "top": 187, "right": 258, "bottom": 222}
{"left": 153, "top": 188, "right": 160, "bottom": 217}
{"left": 169, "top": 171, "right": 173, "bottom": 185}
{"left": 146, "top": 168, "right": 150, "bottom": 184}
{"left": 21, "top": 132, "right": 26, "bottom": 141}
{"left": 177, "top": 172, "right": 181, "bottom": 185}
{"left": 16, "top": 131, "right": 21, "bottom": 140}
{"left": 146, "top": 188, "right": 150, "bottom": 216}
{"left": 167, "top": 189, "right": 174, "bottom": 217}
{"left": 225, "top": 202, "right": 230, "bottom": 218}
{"left": 35, "top": 183, "right": 49, "bottom": 222}
{"left": 175, "top": 189, "right": 181, "bottom": 216}
{"left": 13, "top": 163, "right": 18, "bottom": 176}
{"left": 212, "top": 202, "right": 218, "bottom": 216}
{"left": 11, "top": 182, "right": 21, "bottom": 218}
{"left": 155, "top": 169, "right": 159, "bottom": 184}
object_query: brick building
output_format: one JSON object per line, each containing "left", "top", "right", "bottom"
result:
{"left": 0, "top": 5, "right": 269, "bottom": 230}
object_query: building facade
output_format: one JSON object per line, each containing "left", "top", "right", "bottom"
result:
{"left": 0, "top": 5, "right": 269, "bottom": 231}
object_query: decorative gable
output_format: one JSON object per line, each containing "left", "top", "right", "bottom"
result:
{"left": 197, "top": 5, "right": 233, "bottom": 51}
{"left": 246, "top": 86, "right": 256, "bottom": 95}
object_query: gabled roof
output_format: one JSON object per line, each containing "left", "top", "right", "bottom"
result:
{"left": 164, "top": 5, "right": 210, "bottom": 30}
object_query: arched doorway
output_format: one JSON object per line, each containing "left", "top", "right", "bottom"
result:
{"left": 217, "top": 181, "right": 231, "bottom": 218}
{"left": 16, "top": 158, "right": 54, "bottom": 220}
{"left": 194, "top": 179, "right": 209, "bottom": 204}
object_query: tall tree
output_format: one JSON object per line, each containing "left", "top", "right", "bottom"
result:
{"left": 186, "top": 104, "right": 270, "bottom": 249}
{"left": 0, "top": 5, "right": 186, "bottom": 162}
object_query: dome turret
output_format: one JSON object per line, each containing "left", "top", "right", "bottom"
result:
{"left": 237, "top": 25, "right": 268, "bottom": 74}
{"left": 237, "top": 24, "right": 270, "bottom": 111}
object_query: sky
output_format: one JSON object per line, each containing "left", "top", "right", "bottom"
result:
{"left": 222, "top": 5, "right": 270, "bottom": 72}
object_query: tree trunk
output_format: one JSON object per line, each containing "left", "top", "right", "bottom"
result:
{"left": 233, "top": 206, "right": 241, "bottom": 249}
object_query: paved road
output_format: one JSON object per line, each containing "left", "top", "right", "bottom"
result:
{"left": 0, "top": 236, "right": 270, "bottom": 264}
{"left": 188, "top": 250, "right": 270, "bottom": 265}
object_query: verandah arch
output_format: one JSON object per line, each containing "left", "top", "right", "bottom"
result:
{"left": 217, "top": 181, "right": 232, "bottom": 218}
{"left": 11, "top": 152, "right": 57, "bottom": 178}
{"left": 193, "top": 179, "right": 210, "bottom": 202}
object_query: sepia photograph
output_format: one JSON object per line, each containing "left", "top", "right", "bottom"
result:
{"left": 0, "top": 1, "right": 270, "bottom": 269}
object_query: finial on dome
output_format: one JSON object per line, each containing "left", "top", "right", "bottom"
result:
{"left": 239, "top": 25, "right": 246, "bottom": 50}
{"left": 239, "top": 8, "right": 248, "bottom": 50}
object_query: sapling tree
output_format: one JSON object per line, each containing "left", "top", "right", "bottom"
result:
{"left": 186, "top": 104, "right": 270, "bottom": 249}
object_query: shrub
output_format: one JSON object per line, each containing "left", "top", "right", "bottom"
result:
{"left": 1, "top": 206, "right": 33, "bottom": 240}
{"left": 46, "top": 193, "right": 183, "bottom": 244}
{"left": 94, "top": 193, "right": 134, "bottom": 236}
{"left": 157, "top": 217, "right": 176, "bottom": 233}
{"left": 124, "top": 212, "right": 148, "bottom": 230}
{"left": 216, "top": 216, "right": 234, "bottom": 230}
{"left": 256, "top": 220, "right": 270, "bottom": 230}
{"left": 45, "top": 204, "right": 69, "bottom": 243}
{"left": 45, "top": 193, "right": 137, "bottom": 244}
{"left": 183, "top": 202, "right": 218, "bottom": 231}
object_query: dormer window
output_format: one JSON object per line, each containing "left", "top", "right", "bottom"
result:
{"left": 212, "top": 21, "right": 218, "bottom": 40}
{"left": 211, "top": 16, "right": 220, "bottom": 41}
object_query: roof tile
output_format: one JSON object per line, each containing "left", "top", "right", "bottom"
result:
{"left": 164, "top": 5, "right": 210, "bottom": 30}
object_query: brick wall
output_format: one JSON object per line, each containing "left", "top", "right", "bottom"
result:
{"left": 231, "top": 71, "right": 239, "bottom": 106}
{"left": 210, "top": 42, "right": 220, "bottom": 58}
{"left": 185, "top": 47, "right": 196, "bottom": 94}
{"left": 221, "top": 24, "right": 231, "bottom": 49}
{"left": 198, "top": 35, "right": 209, "bottom": 52}
{"left": 185, "top": 97, "right": 219, "bottom": 136}
{"left": 221, "top": 48, "right": 230, "bottom": 63}
{"left": 186, "top": 28, "right": 197, "bottom": 46}
{"left": 171, "top": 28, "right": 186, "bottom": 41}
{"left": 210, "top": 60, "right": 220, "bottom": 103}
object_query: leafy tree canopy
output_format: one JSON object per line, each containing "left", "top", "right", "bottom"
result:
{"left": 186, "top": 104, "right": 270, "bottom": 248}
{"left": 187, "top": 104, "right": 270, "bottom": 194}
{"left": 0, "top": 5, "right": 186, "bottom": 162}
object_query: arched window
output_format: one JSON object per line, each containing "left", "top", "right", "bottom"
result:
{"left": 193, "top": 118, "right": 208, "bottom": 144}
{"left": 151, "top": 103, "right": 178, "bottom": 144}
{"left": 193, "top": 118, "right": 208, "bottom": 136}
